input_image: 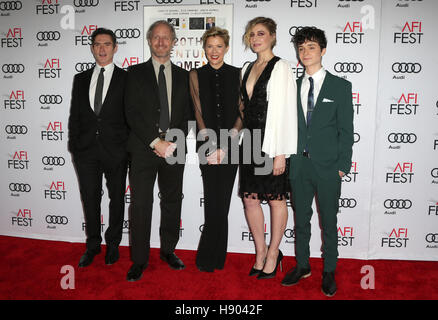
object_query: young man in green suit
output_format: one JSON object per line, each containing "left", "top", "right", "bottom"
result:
{"left": 281, "top": 27, "right": 354, "bottom": 297}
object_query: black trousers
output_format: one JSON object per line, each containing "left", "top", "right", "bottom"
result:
{"left": 129, "top": 152, "right": 185, "bottom": 265}
{"left": 196, "top": 163, "right": 238, "bottom": 271}
{"left": 73, "top": 143, "right": 128, "bottom": 252}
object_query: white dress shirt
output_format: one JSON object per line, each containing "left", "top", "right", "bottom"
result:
{"left": 89, "top": 62, "right": 115, "bottom": 110}
{"left": 300, "top": 67, "right": 326, "bottom": 121}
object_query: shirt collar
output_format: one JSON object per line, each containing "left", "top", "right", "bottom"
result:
{"left": 152, "top": 57, "right": 171, "bottom": 70}
{"left": 304, "top": 67, "right": 326, "bottom": 84}
{"left": 94, "top": 62, "right": 114, "bottom": 74}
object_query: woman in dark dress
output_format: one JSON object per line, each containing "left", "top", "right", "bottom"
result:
{"left": 189, "top": 27, "right": 242, "bottom": 272}
{"left": 240, "top": 17, "right": 298, "bottom": 279}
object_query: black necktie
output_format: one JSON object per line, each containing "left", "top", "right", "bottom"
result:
{"left": 306, "top": 76, "right": 314, "bottom": 128}
{"left": 94, "top": 67, "right": 104, "bottom": 115}
{"left": 158, "top": 64, "right": 170, "bottom": 132}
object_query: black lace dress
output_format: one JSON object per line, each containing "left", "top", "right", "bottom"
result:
{"left": 238, "top": 56, "right": 291, "bottom": 201}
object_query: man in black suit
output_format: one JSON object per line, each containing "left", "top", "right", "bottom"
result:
{"left": 68, "top": 28, "right": 129, "bottom": 268}
{"left": 124, "top": 20, "right": 192, "bottom": 281}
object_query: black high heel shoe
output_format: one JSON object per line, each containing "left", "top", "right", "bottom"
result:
{"left": 249, "top": 247, "right": 268, "bottom": 277}
{"left": 257, "top": 250, "right": 283, "bottom": 280}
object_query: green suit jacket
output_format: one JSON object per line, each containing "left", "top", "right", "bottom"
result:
{"left": 290, "top": 71, "right": 354, "bottom": 181}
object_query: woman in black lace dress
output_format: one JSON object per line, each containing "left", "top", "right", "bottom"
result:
{"left": 239, "top": 17, "right": 298, "bottom": 279}
{"left": 189, "top": 27, "right": 242, "bottom": 272}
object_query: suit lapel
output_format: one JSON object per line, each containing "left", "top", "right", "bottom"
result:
{"left": 100, "top": 66, "right": 119, "bottom": 113}
{"left": 313, "top": 71, "right": 331, "bottom": 111}
{"left": 296, "top": 76, "right": 306, "bottom": 128}
{"left": 170, "top": 63, "right": 179, "bottom": 125}
{"left": 82, "top": 68, "right": 94, "bottom": 113}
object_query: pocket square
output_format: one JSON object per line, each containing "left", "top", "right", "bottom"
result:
{"left": 323, "top": 98, "right": 334, "bottom": 103}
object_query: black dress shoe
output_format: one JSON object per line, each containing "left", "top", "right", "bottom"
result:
{"left": 160, "top": 252, "right": 185, "bottom": 270}
{"left": 281, "top": 266, "right": 311, "bottom": 286}
{"left": 126, "top": 263, "right": 147, "bottom": 282}
{"left": 257, "top": 250, "right": 283, "bottom": 280}
{"left": 78, "top": 249, "right": 101, "bottom": 268}
{"left": 249, "top": 267, "right": 262, "bottom": 277}
{"left": 105, "top": 246, "right": 119, "bottom": 265}
{"left": 322, "top": 271, "right": 337, "bottom": 297}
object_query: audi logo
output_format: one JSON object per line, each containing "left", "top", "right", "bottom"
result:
{"left": 39, "top": 94, "right": 63, "bottom": 104}
{"left": 75, "top": 62, "right": 95, "bottom": 72}
{"left": 42, "top": 156, "right": 65, "bottom": 166}
{"left": 2, "top": 63, "right": 24, "bottom": 73}
{"left": 156, "top": 0, "right": 183, "bottom": 4}
{"left": 114, "top": 28, "right": 141, "bottom": 39}
{"left": 425, "top": 233, "right": 438, "bottom": 243}
{"left": 387, "top": 133, "right": 417, "bottom": 144}
{"left": 384, "top": 199, "right": 412, "bottom": 209}
{"left": 45, "top": 215, "right": 69, "bottom": 225}
{"left": 339, "top": 198, "right": 357, "bottom": 208}
{"left": 354, "top": 132, "right": 360, "bottom": 144}
{"left": 334, "top": 62, "right": 363, "bottom": 73}
{"left": 9, "top": 182, "right": 31, "bottom": 192}
{"left": 392, "top": 62, "right": 422, "bottom": 74}
{"left": 432, "top": 168, "right": 438, "bottom": 178}
{"left": 74, "top": 0, "right": 99, "bottom": 7}
{"left": 289, "top": 26, "right": 304, "bottom": 37}
{"left": 5, "top": 124, "right": 27, "bottom": 134}
{"left": 36, "top": 31, "right": 61, "bottom": 42}
{"left": 0, "top": 1, "right": 22, "bottom": 11}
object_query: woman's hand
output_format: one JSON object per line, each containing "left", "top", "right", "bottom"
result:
{"left": 273, "top": 155, "right": 286, "bottom": 176}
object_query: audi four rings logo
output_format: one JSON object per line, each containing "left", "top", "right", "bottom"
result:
{"left": 75, "top": 62, "right": 95, "bottom": 72}
{"left": 334, "top": 62, "right": 363, "bottom": 73}
{"left": 5, "top": 124, "right": 27, "bottom": 134}
{"left": 384, "top": 199, "right": 412, "bottom": 209}
{"left": 39, "top": 95, "right": 63, "bottom": 104}
{"left": 36, "top": 31, "right": 61, "bottom": 41}
{"left": 42, "top": 156, "right": 65, "bottom": 166}
{"left": 425, "top": 233, "right": 438, "bottom": 243}
{"left": 45, "top": 215, "right": 69, "bottom": 225}
{"left": 431, "top": 168, "right": 438, "bottom": 178}
{"left": 74, "top": 0, "right": 99, "bottom": 7}
{"left": 0, "top": 1, "right": 22, "bottom": 11}
{"left": 387, "top": 133, "right": 417, "bottom": 143}
{"left": 392, "top": 62, "right": 422, "bottom": 74}
{"left": 9, "top": 183, "right": 31, "bottom": 192}
{"left": 339, "top": 198, "right": 357, "bottom": 208}
{"left": 156, "top": 0, "right": 183, "bottom": 4}
{"left": 2, "top": 64, "right": 24, "bottom": 73}
{"left": 289, "top": 26, "right": 304, "bottom": 37}
{"left": 114, "top": 28, "right": 141, "bottom": 39}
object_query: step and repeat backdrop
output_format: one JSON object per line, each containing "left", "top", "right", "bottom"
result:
{"left": 1, "top": 0, "right": 437, "bottom": 261}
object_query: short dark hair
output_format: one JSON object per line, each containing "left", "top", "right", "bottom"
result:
{"left": 91, "top": 28, "right": 117, "bottom": 47}
{"left": 293, "top": 26, "right": 327, "bottom": 50}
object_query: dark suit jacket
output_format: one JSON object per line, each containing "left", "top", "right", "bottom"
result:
{"left": 68, "top": 65, "right": 129, "bottom": 163}
{"left": 124, "top": 58, "right": 192, "bottom": 157}
{"left": 290, "top": 71, "right": 354, "bottom": 180}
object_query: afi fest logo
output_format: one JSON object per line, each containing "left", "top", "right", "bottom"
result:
{"left": 338, "top": 226, "right": 354, "bottom": 247}
{"left": 394, "top": 21, "right": 423, "bottom": 44}
{"left": 44, "top": 181, "right": 67, "bottom": 200}
{"left": 386, "top": 162, "right": 414, "bottom": 184}
{"left": 38, "top": 58, "right": 61, "bottom": 78}
{"left": 390, "top": 93, "right": 418, "bottom": 116}
{"left": 342, "top": 161, "right": 358, "bottom": 183}
{"left": 12, "top": 208, "right": 32, "bottom": 227}
{"left": 41, "top": 121, "right": 64, "bottom": 141}
{"left": 8, "top": 150, "right": 29, "bottom": 169}
{"left": 381, "top": 228, "right": 409, "bottom": 248}
{"left": 36, "top": 0, "right": 60, "bottom": 14}
{"left": 114, "top": 1, "right": 140, "bottom": 12}
{"left": 75, "top": 24, "right": 96, "bottom": 46}
{"left": 0, "top": 27, "right": 22, "bottom": 48}
{"left": 335, "top": 4, "right": 375, "bottom": 43}
{"left": 4, "top": 89, "right": 25, "bottom": 110}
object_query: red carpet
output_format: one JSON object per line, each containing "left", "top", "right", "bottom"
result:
{"left": 1, "top": 235, "right": 437, "bottom": 300}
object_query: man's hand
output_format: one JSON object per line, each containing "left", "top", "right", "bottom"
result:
{"left": 206, "top": 148, "right": 225, "bottom": 165}
{"left": 153, "top": 140, "right": 176, "bottom": 158}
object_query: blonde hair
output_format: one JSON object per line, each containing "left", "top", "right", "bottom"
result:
{"left": 242, "top": 17, "right": 277, "bottom": 50}
{"left": 201, "top": 27, "right": 230, "bottom": 49}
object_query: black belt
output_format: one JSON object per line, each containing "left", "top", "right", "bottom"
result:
{"left": 302, "top": 151, "right": 310, "bottom": 158}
